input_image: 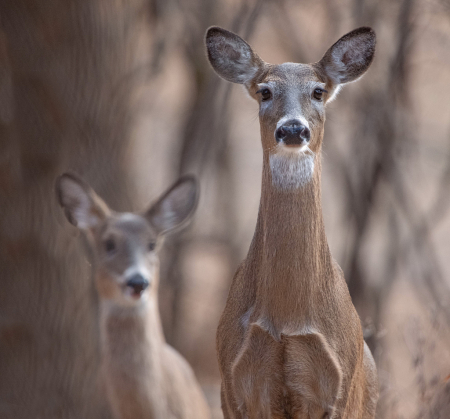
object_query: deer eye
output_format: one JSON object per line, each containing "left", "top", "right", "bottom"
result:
{"left": 148, "top": 242, "right": 156, "bottom": 252}
{"left": 256, "top": 88, "right": 272, "bottom": 101}
{"left": 104, "top": 238, "right": 116, "bottom": 254}
{"left": 313, "top": 88, "right": 327, "bottom": 101}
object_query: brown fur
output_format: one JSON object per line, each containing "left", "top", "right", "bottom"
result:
{"left": 206, "top": 27, "right": 379, "bottom": 418}
{"left": 56, "top": 173, "right": 210, "bottom": 419}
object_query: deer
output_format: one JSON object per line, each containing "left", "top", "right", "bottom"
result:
{"left": 55, "top": 173, "right": 211, "bottom": 419}
{"left": 205, "top": 26, "right": 379, "bottom": 419}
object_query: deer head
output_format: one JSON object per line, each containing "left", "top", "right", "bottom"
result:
{"left": 56, "top": 173, "right": 198, "bottom": 307}
{"left": 206, "top": 27, "right": 375, "bottom": 190}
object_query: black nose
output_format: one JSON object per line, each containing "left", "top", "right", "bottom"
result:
{"left": 275, "top": 120, "right": 310, "bottom": 146}
{"left": 126, "top": 274, "right": 149, "bottom": 295}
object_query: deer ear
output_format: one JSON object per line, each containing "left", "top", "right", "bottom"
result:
{"left": 56, "top": 173, "right": 110, "bottom": 230}
{"left": 146, "top": 176, "right": 199, "bottom": 235}
{"left": 205, "top": 26, "right": 264, "bottom": 86}
{"left": 317, "top": 27, "right": 376, "bottom": 89}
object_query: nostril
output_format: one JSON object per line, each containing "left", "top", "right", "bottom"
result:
{"left": 276, "top": 120, "right": 311, "bottom": 145}
{"left": 126, "top": 274, "right": 149, "bottom": 295}
{"left": 276, "top": 126, "right": 287, "bottom": 142}
{"left": 301, "top": 127, "right": 311, "bottom": 142}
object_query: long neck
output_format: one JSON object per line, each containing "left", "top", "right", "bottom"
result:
{"left": 247, "top": 150, "right": 335, "bottom": 333}
{"left": 99, "top": 290, "right": 166, "bottom": 418}
{"left": 99, "top": 295, "right": 165, "bottom": 360}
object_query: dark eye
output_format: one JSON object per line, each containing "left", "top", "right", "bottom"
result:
{"left": 104, "top": 238, "right": 116, "bottom": 254}
{"left": 313, "top": 88, "right": 326, "bottom": 101}
{"left": 257, "top": 88, "right": 272, "bottom": 101}
{"left": 148, "top": 242, "right": 156, "bottom": 252}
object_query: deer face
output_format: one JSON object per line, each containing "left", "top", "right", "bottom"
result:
{"left": 93, "top": 213, "right": 159, "bottom": 305}
{"left": 251, "top": 63, "right": 326, "bottom": 154}
{"left": 56, "top": 173, "right": 198, "bottom": 307}
{"left": 206, "top": 26, "right": 375, "bottom": 189}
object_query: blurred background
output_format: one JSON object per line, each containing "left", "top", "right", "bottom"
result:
{"left": 1, "top": 0, "right": 450, "bottom": 417}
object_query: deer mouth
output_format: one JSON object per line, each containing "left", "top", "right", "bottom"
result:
{"left": 121, "top": 286, "right": 148, "bottom": 301}
{"left": 274, "top": 142, "right": 314, "bottom": 155}
{"left": 130, "top": 288, "right": 146, "bottom": 299}
{"left": 122, "top": 282, "right": 149, "bottom": 300}
{"left": 284, "top": 143, "right": 305, "bottom": 149}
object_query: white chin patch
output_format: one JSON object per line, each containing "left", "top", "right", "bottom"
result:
{"left": 269, "top": 148, "right": 315, "bottom": 190}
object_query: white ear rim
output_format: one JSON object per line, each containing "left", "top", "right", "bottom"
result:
{"left": 326, "top": 85, "right": 342, "bottom": 103}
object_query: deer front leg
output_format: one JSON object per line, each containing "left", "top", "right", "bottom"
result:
{"left": 361, "top": 342, "right": 378, "bottom": 418}
{"left": 231, "top": 324, "right": 285, "bottom": 419}
{"left": 220, "top": 384, "right": 234, "bottom": 419}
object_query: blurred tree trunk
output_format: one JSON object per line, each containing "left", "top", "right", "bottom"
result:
{"left": 0, "top": 1, "right": 149, "bottom": 417}
{"left": 343, "top": 0, "right": 416, "bottom": 352}
{"left": 162, "top": 0, "right": 266, "bottom": 348}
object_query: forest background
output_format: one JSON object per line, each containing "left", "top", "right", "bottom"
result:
{"left": 1, "top": 0, "right": 450, "bottom": 417}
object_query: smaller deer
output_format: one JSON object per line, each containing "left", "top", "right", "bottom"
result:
{"left": 56, "top": 173, "right": 211, "bottom": 419}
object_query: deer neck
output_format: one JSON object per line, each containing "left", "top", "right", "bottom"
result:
{"left": 98, "top": 287, "right": 166, "bottom": 386}
{"left": 99, "top": 293, "right": 164, "bottom": 351}
{"left": 98, "top": 293, "right": 167, "bottom": 418}
{"left": 247, "top": 149, "right": 334, "bottom": 332}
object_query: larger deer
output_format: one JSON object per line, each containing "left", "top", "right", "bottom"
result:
{"left": 206, "top": 27, "right": 378, "bottom": 418}
{"left": 56, "top": 173, "right": 211, "bottom": 419}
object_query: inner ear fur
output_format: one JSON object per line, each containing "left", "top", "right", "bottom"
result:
{"left": 205, "top": 26, "right": 264, "bottom": 86}
{"left": 55, "top": 173, "right": 110, "bottom": 229}
{"left": 317, "top": 27, "right": 376, "bottom": 86}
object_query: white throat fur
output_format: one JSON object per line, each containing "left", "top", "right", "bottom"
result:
{"left": 269, "top": 148, "right": 315, "bottom": 190}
